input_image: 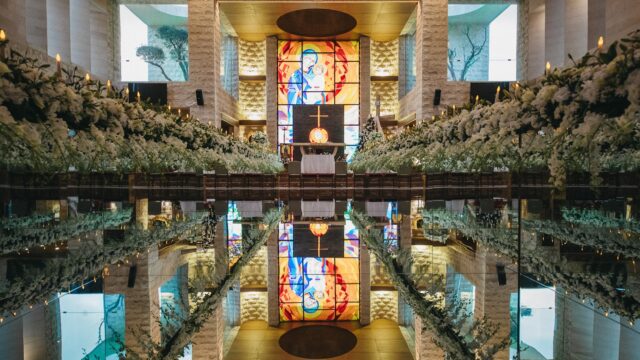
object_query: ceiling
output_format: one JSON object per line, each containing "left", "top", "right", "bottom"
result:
{"left": 219, "top": 2, "right": 418, "bottom": 42}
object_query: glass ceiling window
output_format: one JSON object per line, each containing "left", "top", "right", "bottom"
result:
{"left": 119, "top": 4, "right": 189, "bottom": 82}
{"left": 447, "top": 4, "right": 517, "bottom": 82}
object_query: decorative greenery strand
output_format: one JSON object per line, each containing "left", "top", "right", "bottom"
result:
{"left": 0, "top": 208, "right": 133, "bottom": 255}
{"left": 352, "top": 30, "right": 640, "bottom": 189}
{"left": 0, "top": 42, "right": 282, "bottom": 174}
{"left": 422, "top": 208, "right": 640, "bottom": 320}
{"left": 351, "top": 210, "right": 507, "bottom": 360}
{"left": 0, "top": 212, "right": 206, "bottom": 316}
{"left": 121, "top": 208, "right": 282, "bottom": 360}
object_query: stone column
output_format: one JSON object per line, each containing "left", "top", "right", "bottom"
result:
{"left": 90, "top": 0, "right": 110, "bottom": 79}
{"left": 0, "top": 0, "right": 27, "bottom": 45}
{"left": 587, "top": 0, "right": 606, "bottom": 49}
{"left": 593, "top": 309, "right": 620, "bottom": 360}
{"left": 398, "top": 35, "right": 407, "bottom": 99}
{"left": 545, "top": 0, "right": 565, "bottom": 69}
{"left": 619, "top": 320, "right": 640, "bottom": 359}
{"left": 359, "top": 36, "right": 371, "bottom": 128}
{"left": 359, "top": 240, "right": 371, "bottom": 325}
{"left": 26, "top": 0, "right": 48, "bottom": 52}
{"left": 398, "top": 214, "right": 412, "bottom": 325}
{"left": 191, "top": 306, "right": 224, "bottom": 360}
{"left": 527, "top": 0, "right": 546, "bottom": 80}
{"left": 135, "top": 198, "right": 148, "bottom": 230}
{"left": 46, "top": 0, "right": 71, "bottom": 61}
{"left": 103, "top": 248, "right": 161, "bottom": 355}
{"left": 564, "top": 0, "right": 588, "bottom": 65}
{"left": 516, "top": 0, "right": 529, "bottom": 81}
{"left": 70, "top": 0, "right": 92, "bottom": 71}
{"left": 415, "top": 316, "right": 445, "bottom": 359}
{"left": 266, "top": 230, "right": 279, "bottom": 326}
{"left": 265, "top": 36, "right": 278, "bottom": 150}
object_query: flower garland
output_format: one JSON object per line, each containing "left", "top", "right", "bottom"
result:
{"left": 0, "top": 208, "right": 133, "bottom": 255}
{"left": 0, "top": 212, "right": 205, "bottom": 316}
{"left": 122, "top": 208, "right": 282, "bottom": 360}
{"left": 352, "top": 30, "right": 640, "bottom": 189}
{"left": 0, "top": 44, "right": 282, "bottom": 174}
{"left": 351, "top": 210, "right": 508, "bottom": 360}
{"left": 422, "top": 208, "right": 640, "bottom": 320}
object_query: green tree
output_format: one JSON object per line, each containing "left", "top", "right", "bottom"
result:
{"left": 136, "top": 25, "right": 189, "bottom": 81}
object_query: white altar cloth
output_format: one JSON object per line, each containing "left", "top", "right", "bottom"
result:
{"left": 301, "top": 154, "right": 335, "bottom": 174}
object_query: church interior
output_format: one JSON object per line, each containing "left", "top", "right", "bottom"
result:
{"left": 0, "top": 1, "right": 639, "bottom": 359}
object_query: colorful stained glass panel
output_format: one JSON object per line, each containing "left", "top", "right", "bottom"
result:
{"left": 335, "top": 83, "right": 359, "bottom": 104}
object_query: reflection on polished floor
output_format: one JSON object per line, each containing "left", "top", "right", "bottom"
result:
{"left": 226, "top": 320, "right": 413, "bottom": 360}
{"left": 0, "top": 178, "right": 638, "bottom": 359}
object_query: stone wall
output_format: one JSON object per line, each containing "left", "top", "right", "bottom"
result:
{"left": 371, "top": 81, "right": 399, "bottom": 117}
{"left": 241, "top": 246, "right": 267, "bottom": 287}
{"left": 371, "top": 290, "right": 398, "bottom": 322}
{"left": 239, "top": 81, "right": 266, "bottom": 120}
{"left": 239, "top": 39, "right": 265, "bottom": 76}
{"left": 371, "top": 39, "right": 399, "bottom": 76}
{"left": 240, "top": 291, "right": 268, "bottom": 322}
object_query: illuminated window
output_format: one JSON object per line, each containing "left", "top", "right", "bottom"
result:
{"left": 277, "top": 40, "right": 360, "bottom": 161}
{"left": 119, "top": 4, "right": 189, "bottom": 82}
{"left": 278, "top": 209, "right": 360, "bottom": 321}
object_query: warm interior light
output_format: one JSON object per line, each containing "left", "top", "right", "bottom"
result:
{"left": 309, "top": 223, "right": 329, "bottom": 237}
{"left": 597, "top": 36, "right": 604, "bottom": 50}
{"left": 0, "top": 30, "right": 6, "bottom": 41}
{"left": 545, "top": 61, "right": 551, "bottom": 72}
{"left": 55, "top": 53, "right": 61, "bottom": 62}
{"left": 309, "top": 127, "right": 329, "bottom": 144}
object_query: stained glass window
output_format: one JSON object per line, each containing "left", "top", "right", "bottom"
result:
{"left": 277, "top": 40, "right": 360, "bottom": 159}
{"left": 278, "top": 209, "right": 360, "bottom": 321}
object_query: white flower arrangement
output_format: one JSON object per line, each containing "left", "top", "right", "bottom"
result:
{"left": 0, "top": 47, "right": 283, "bottom": 174}
{"left": 352, "top": 30, "right": 640, "bottom": 189}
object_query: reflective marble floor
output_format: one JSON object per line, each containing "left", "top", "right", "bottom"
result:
{"left": 0, "top": 179, "right": 638, "bottom": 360}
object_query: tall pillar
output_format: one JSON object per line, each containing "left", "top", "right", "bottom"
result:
{"left": 267, "top": 230, "right": 279, "bottom": 326}
{"left": 359, "top": 36, "right": 371, "bottom": 128}
{"left": 26, "top": 0, "right": 48, "bottom": 52}
{"left": 46, "top": 0, "right": 71, "bottom": 61}
{"left": 527, "top": 0, "right": 546, "bottom": 80}
{"left": 564, "top": 0, "right": 588, "bottom": 65}
{"left": 265, "top": 36, "right": 278, "bottom": 150}
{"left": 359, "top": 239, "right": 371, "bottom": 325}
{"left": 587, "top": 0, "right": 606, "bottom": 49}
{"left": 593, "top": 310, "right": 620, "bottom": 360}
{"left": 415, "top": 316, "right": 445, "bottom": 359}
{"left": 70, "top": 0, "right": 92, "bottom": 71}
{"left": 0, "top": 0, "right": 27, "bottom": 45}
{"left": 135, "top": 198, "right": 148, "bottom": 230}
{"left": 90, "top": 0, "right": 110, "bottom": 79}
{"left": 619, "top": 320, "right": 640, "bottom": 359}
{"left": 191, "top": 306, "right": 224, "bottom": 360}
{"left": 544, "top": 0, "right": 565, "bottom": 69}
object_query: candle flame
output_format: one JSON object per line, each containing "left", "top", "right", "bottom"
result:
{"left": 125, "top": 88, "right": 129, "bottom": 95}
{"left": 546, "top": 61, "right": 551, "bottom": 72}
{"left": 55, "top": 53, "right": 61, "bottom": 62}
{"left": 496, "top": 85, "right": 501, "bottom": 93}
{"left": 597, "top": 36, "right": 604, "bottom": 49}
{"left": 0, "top": 30, "right": 5, "bottom": 41}
{"left": 85, "top": 73, "right": 90, "bottom": 81}
{"left": 106, "top": 80, "right": 111, "bottom": 88}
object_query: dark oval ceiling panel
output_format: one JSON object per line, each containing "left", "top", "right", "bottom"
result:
{"left": 276, "top": 9, "right": 357, "bottom": 37}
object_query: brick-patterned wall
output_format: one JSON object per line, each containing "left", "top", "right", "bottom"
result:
{"left": 371, "top": 290, "right": 398, "bottom": 322}
{"left": 415, "top": 316, "right": 445, "bottom": 359}
{"left": 239, "top": 81, "right": 266, "bottom": 120}
{"left": 241, "top": 291, "right": 268, "bottom": 323}
{"left": 239, "top": 39, "right": 266, "bottom": 76}
{"left": 371, "top": 81, "right": 399, "bottom": 117}
{"left": 265, "top": 36, "right": 278, "bottom": 149}
{"left": 371, "top": 39, "right": 399, "bottom": 76}
{"left": 241, "top": 247, "right": 267, "bottom": 287}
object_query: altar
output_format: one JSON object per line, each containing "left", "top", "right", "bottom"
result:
{"left": 290, "top": 142, "right": 346, "bottom": 174}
